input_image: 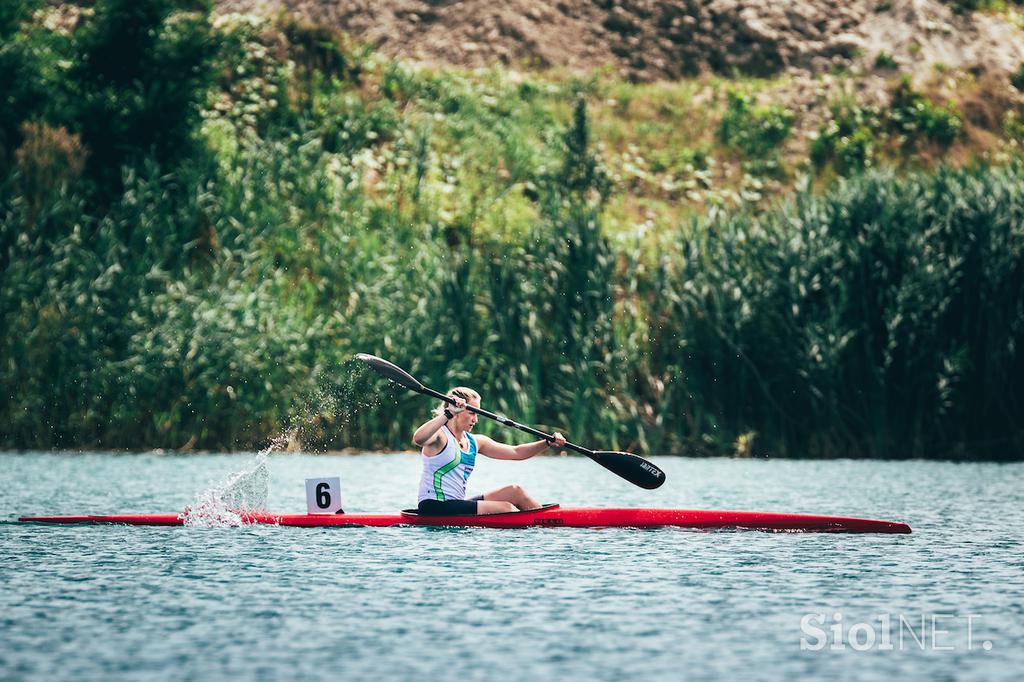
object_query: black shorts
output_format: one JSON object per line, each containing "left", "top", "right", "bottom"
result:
{"left": 417, "top": 496, "right": 483, "bottom": 516}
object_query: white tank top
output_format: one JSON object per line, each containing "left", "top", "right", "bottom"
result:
{"left": 418, "top": 426, "right": 477, "bottom": 502}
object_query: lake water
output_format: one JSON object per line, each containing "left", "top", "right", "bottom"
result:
{"left": 1, "top": 452, "right": 1021, "bottom": 681}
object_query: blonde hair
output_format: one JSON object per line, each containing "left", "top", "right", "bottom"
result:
{"left": 435, "top": 386, "right": 481, "bottom": 417}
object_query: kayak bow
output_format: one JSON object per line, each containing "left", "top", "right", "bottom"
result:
{"left": 19, "top": 505, "right": 911, "bottom": 533}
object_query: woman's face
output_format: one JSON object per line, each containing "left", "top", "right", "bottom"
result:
{"left": 455, "top": 397, "right": 480, "bottom": 431}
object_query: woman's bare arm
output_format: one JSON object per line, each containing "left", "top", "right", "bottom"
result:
{"left": 412, "top": 413, "right": 448, "bottom": 452}
{"left": 475, "top": 432, "right": 565, "bottom": 460}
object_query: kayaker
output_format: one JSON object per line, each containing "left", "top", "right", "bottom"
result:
{"left": 412, "top": 387, "right": 565, "bottom": 515}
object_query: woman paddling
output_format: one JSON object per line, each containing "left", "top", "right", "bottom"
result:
{"left": 412, "top": 387, "right": 566, "bottom": 515}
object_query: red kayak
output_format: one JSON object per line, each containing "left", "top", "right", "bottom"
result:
{"left": 19, "top": 504, "right": 911, "bottom": 533}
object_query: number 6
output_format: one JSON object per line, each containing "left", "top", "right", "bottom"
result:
{"left": 316, "top": 482, "right": 331, "bottom": 509}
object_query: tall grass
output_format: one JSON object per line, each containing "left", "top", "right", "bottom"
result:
{"left": 638, "top": 164, "right": 1024, "bottom": 457}
{"left": 2, "top": 6, "right": 1023, "bottom": 457}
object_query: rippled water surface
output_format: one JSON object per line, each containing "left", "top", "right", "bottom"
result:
{"left": 2, "top": 453, "right": 1022, "bottom": 681}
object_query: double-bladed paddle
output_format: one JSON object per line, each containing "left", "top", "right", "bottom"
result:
{"left": 355, "top": 353, "right": 666, "bottom": 490}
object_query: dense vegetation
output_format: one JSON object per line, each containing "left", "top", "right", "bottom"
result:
{"left": 2, "top": 0, "right": 1023, "bottom": 458}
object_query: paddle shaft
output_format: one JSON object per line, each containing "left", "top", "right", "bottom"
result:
{"left": 415, "top": 384, "right": 593, "bottom": 456}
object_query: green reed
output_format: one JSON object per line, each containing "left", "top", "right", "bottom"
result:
{"left": 2, "top": 5, "right": 1022, "bottom": 457}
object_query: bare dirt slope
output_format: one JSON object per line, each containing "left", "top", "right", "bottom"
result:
{"left": 217, "top": 0, "right": 1024, "bottom": 81}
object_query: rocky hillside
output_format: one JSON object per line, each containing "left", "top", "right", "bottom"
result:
{"left": 216, "top": 0, "right": 1024, "bottom": 81}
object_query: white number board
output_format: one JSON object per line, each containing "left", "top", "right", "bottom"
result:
{"left": 305, "top": 477, "right": 343, "bottom": 514}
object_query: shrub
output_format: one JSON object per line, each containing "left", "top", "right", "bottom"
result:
{"left": 888, "top": 77, "right": 963, "bottom": 146}
{"left": 14, "top": 122, "right": 87, "bottom": 222}
{"left": 874, "top": 51, "right": 898, "bottom": 69}
{"left": 941, "top": 0, "right": 1006, "bottom": 13}
{"left": 1005, "top": 111, "right": 1024, "bottom": 140}
{"left": 718, "top": 90, "right": 793, "bottom": 158}
{"left": 810, "top": 100, "right": 882, "bottom": 173}
{"left": 66, "top": 0, "right": 217, "bottom": 192}
{"left": 1011, "top": 62, "right": 1024, "bottom": 92}
{"left": 0, "top": 0, "right": 47, "bottom": 159}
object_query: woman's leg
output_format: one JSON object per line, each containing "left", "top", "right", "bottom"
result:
{"left": 417, "top": 498, "right": 480, "bottom": 516}
{"left": 481, "top": 484, "right": 540, "bottom": 511}
{"left": 476, "top": 500, "right": 517, "bottom": 514}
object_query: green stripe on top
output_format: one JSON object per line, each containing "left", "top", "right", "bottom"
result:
{"left": 433, "top": 450, "right": 461, "bottom": 501}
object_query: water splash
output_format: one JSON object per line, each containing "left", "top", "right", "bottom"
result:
{"left": 181, "top": 360, "right": 376, "bottom": 527}
{"left": 181, "top": 434, "right": 289, "bottom": 527}
{"left": 279, "top": 362, "right": 384, "bottom": 452}
{"left": 283, "top": 384, "right": 339, "bottom": 452}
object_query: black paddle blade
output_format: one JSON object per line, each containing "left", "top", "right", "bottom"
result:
{"left": 589, "top": 451, "right": 666, "bottom": 489}
{"left": 355, "top": 353, "right": 424, "bottom": 392}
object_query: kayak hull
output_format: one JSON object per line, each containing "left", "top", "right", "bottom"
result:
{"left": 18, "top": 507, "right": 911, "bottom": 533}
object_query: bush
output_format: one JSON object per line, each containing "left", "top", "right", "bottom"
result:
{"left": 810, "top": 101, "right": 882, "bottom": 173}
{"left": 888, "top": 77, "right": 963, "bottom": 146}
{"left": 1005, "top": 111, "right": 1024, "bottom": 140}
{"left": 814, "top": 82, "right": 962, "bottom": 174}
{"left": 718, "top": 90, "right": 793, "bottom": 158}
{"left": 66, "top": 0, "right": 217, "bottom": 192}
{"left": 941, "top": 0, "right": 1007, "bottom": 13}
{"left": 14, "top": 122, "right": 88, "bottom": 224}
{"left": 1011, "top": 62, "right": 1024, "bottom": 92}
{"left": 0, "top": 0, "right": 47, "bottom": 159}
{"left": 874, "top": 51, "right": 898, "bottom": 69}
